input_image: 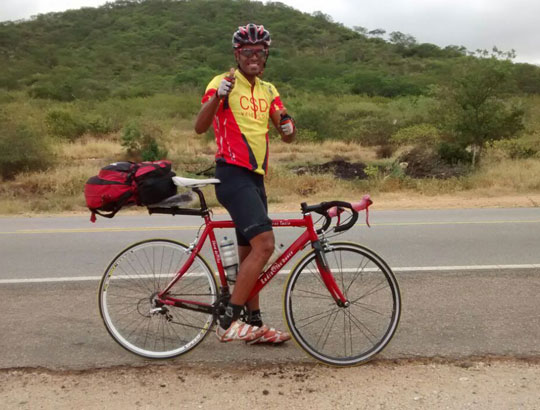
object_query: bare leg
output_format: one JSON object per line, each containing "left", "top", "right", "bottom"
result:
{"left": 229, "top": 230, "right": 274, "bottom": 307}
{"left": 237, "top": 245, "right": 260, "bottom": 312}
{"left": 224, "top": 231, "right": 291, "bottom": 343}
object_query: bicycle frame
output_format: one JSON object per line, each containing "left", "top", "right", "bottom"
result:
{"left": 156, "top": 211, "right": 349, "bottom": 311}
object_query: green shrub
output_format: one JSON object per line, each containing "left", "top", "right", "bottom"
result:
{"left": 391, "top": 123, "right": 441, "bottom": 147}
{"left": 348, "top": 70, "right": 422, "bottom": 97}
{"left": 45, "top": 109, "right": 115, "bottom": 139}
{"left": 350, "top": 115, "right": 396, "bottom": 145}
{"left": 28, "top": 81, "right": 76, "bottom": 101}
{"left": 174, "top": 66, "right": 216, "bottom": 88}
{"left": 85, "top": 115, "right": 115, "bottom": 135}
{"left": 121, "top": 122, "right": 168, "bottom": 161}
{"left": 45, "top": 110, "right": 87, "bottom": 140}
{"left": 0, "top": 117, "right": 54, "bottom": 179}
{"left": 111, "top": 86, "right": 154, "bottom": 99}
{"left": 294, "top": 105, "right": 334, "bottom": 141}
{"left": 437, "top": 142, "right": 472, "bottom": 165}
{"left": 491, "top": 137, "right": 540, "bottom": 159}
{"left": 141, "top": 138, "right": 168, "bottom": 162}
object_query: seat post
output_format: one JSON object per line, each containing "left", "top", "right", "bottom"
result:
{"left": 192, "top": 188, "right": 209, "bottom": 213}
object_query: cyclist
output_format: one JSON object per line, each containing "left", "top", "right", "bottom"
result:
{"left": 194, "top": 23, "right": 296, "bottom": 344}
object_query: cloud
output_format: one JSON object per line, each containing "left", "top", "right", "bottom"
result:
{"left": 1, "top": 0, "right": 539, "bottom": 64}
{"left": 278, "top": 0, "right": 540, "bottom": 64}
{"left": 0, "top": 0, "right": 107, "bottom": 21}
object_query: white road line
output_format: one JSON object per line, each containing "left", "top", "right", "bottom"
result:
{"left": 1, "top": 264, "right": 538, "bottom": 284}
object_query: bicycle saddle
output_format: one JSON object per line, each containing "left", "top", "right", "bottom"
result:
{"left": 172, "top": 176, "right": 221, "bottom": 188}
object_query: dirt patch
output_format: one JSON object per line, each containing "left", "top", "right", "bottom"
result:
{"left": 1, "top": 359, "right": 539, "bottom": 409}
{"left": 399, "top": 147, "right": 469, "bottom": 179}
{"left": 291, "top": 152, "right": 468, "bottom": 181}
{"left": 292, "top": 159, "right": 368, "bottom": 180}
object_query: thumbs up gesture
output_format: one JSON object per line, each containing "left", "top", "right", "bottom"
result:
{"left": 217, "top": 68, "right": 236, "bottom": 99}
{"left": 279, "top": 108, "right": 295, "bottom": 136}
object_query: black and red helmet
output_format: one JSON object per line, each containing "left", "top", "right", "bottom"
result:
{"left": 232, "top": 23, "right": 271, "bottom": 49}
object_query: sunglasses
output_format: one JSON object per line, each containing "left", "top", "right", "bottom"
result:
{"left": 238, "top": 48, "right": 267, "bottom": 59}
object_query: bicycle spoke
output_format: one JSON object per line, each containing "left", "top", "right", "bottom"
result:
{"left": 123, "top": 313, "right": 152, "bottom": 343}
{"left": 165, "top": 317, "right": 187, "bottom": 344}
{"left": 344, "top": 256, "right": 371, "bottom": 295}
{"left": 317, "top": 309, "right": 339, "bottom": 351}
{"left": 130, "top": 251, "right": 155, "bottom": 291}
{"left": 285, "top": 243, "right": 401, "bottom": 365}
{"left": 343, "top": 310, "right": 347, "bottom": 357}
{"left": 293, "top": 287, "right": 334, "bottom": 300}
{"left": 176, "top": 273, "right": 207, "bottom": 295}
{"left": 173, "top": 307, "right": 208, "bottom": 327}
{"left": 350, "top": 279, "right": 390, "bottom": 304}
{"left": 348, "top": 309, "right": 353, "bottom": 357}
{"left": 100, "top": 240, "right": 217, "bottom": 358}
{"left": 143, "top": 313, "right": 153, "bottom": 350}
{"left": 163, "top": 248, "right": 176, "bottom": 290}
{"left": 346, "top": 309, "right": 377, "bottom": 344}
{"left": 119, "top": 260, "right": 154, "bottom": 294}
{"left": 294, "top": 307, "right": 340, "bottom": 330}
{"left": 305, "top": 261, "right": 326, "bottom": 288}
{"left": 349, "top": 300, "right": 387, "bottom": 316}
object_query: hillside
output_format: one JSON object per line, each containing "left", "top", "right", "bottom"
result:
{"left": 2, "top": 0, "right": 539, "bottom": 100}
{"left": 1, "top": 0, "right": 540, "bottom": 214}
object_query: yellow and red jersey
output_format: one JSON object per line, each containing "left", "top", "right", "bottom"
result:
{"left": 202, "top": 70, "right": 284, "bottom": 175}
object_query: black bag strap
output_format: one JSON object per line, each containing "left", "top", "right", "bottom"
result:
{"left": 89, "top": 191, "right": 134, "bottom": 223}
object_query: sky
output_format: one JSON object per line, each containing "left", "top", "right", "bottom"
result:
{"left": 1, "top": 0, "right": 539, "bottom": 65}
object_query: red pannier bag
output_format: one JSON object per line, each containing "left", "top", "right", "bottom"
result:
{"left": 134, "top": 160, "right": 177, "bottom": 206}
{"left": 84, "top": 162, "right": 138, "bottom": 222}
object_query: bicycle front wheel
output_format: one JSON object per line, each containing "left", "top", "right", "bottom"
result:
{"left": 99, "top": 239, "right": 218, "bottom": 359}
{"left": 284, "top": 242, "right": 401, "bottom": 366}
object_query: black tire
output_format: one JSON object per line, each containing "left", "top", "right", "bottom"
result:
{"left": 98, "top": 239, "right": 218, "bottom": 359}
{"left": 284, "top": 242, "right": 401, "bottom": 366}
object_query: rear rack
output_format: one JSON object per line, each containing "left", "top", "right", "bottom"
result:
{"left": 146, "top": 188, "right": 209, "bottom": 217}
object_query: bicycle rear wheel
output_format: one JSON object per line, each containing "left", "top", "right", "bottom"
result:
{"left": 284, "top": 242, "right": 401, "bottom": 366}
{"left": 99, "top": 239, "right": 218, "bottom": 359}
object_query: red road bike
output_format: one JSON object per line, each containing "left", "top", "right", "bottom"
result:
{"left": 98, "top": 177, "right": 401, "bottom": 366}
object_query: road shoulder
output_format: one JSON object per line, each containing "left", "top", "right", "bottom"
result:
{"left": 1, "top": 358, "right": 539, "bottom": 409}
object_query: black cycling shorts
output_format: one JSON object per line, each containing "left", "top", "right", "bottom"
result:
{"left": 215, "top": 162, "right": 272, "bottom": 246}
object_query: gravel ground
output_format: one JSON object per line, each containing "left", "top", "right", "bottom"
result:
{"left": 1, "top": 358, "right": 539, "bottom": 410}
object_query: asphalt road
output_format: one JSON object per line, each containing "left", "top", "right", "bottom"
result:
{"left": 1, "top": 207, "right": 539, "bottom": 370}
{"left": 2, "top": 207, "right": 540, "bottom": 280}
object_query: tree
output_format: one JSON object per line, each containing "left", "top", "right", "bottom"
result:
{"left": 367, "top": 28, "right": 386, "bottom": 37}
{"left": 389, "top": 31, "right": 417, "bottom": 56}
{"left": 352, "top": 26, "right": 368, "bottom": 35}
{"left": 437, "top": 57, "right": 524, "bottom": 166}
{"left": 388, "top": 31, "right": 416, "bottom": 47}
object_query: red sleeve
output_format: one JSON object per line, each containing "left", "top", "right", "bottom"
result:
{"left": 269, "top": 96, "right": 284, "bottom": 115}
{"left": 202, "top": 89, "right": 217, "bottom": 104}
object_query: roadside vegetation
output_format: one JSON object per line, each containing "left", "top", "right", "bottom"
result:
{"left": 1, "top": 0, "right": 540, "bottom": 214}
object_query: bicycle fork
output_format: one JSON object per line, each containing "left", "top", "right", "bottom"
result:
{"left": 313, "top": 240, "right": 350, "bottom": 308}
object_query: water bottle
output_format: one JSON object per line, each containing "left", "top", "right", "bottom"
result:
{"left": 264, "top": 243, "right": 284, "bottom": 271}
{"left": 219, "top": 236, "right": 238, "bottom": 283}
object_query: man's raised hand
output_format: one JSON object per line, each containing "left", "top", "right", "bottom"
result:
{"left": 217, "top": 68, "right": 236, "bottom": 99}
{"left": 279, "top": 108, "right": 295, "bottom": 136}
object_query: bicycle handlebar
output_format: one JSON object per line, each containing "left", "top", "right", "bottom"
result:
{"left": 301, "top": 195, "right": 372, "bottom": 234}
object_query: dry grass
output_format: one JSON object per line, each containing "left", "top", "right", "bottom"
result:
{"left": 0, "top": 163, "right": 96, "bottom": 214}
{"left": 271, "top": 139, "right": 378, "bottom": 164}
{"left": 60, "top": 136, "right": 124, "bottom": 160}
{"left": 1, "top": 132, "right": 540, "bottom": 215}
{"left": 470, "top": 157, "right": 540, "bottom": 193}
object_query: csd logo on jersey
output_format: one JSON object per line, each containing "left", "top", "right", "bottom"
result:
{"left": 239, "top": 96, "right": 269, "bottom": 114}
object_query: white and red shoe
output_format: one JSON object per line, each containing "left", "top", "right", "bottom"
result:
{"left": 216, "top": 320, "right": 268, "bottom": 342}
{"left": 248, "top": 327, "right": 291, "bottom": 345}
